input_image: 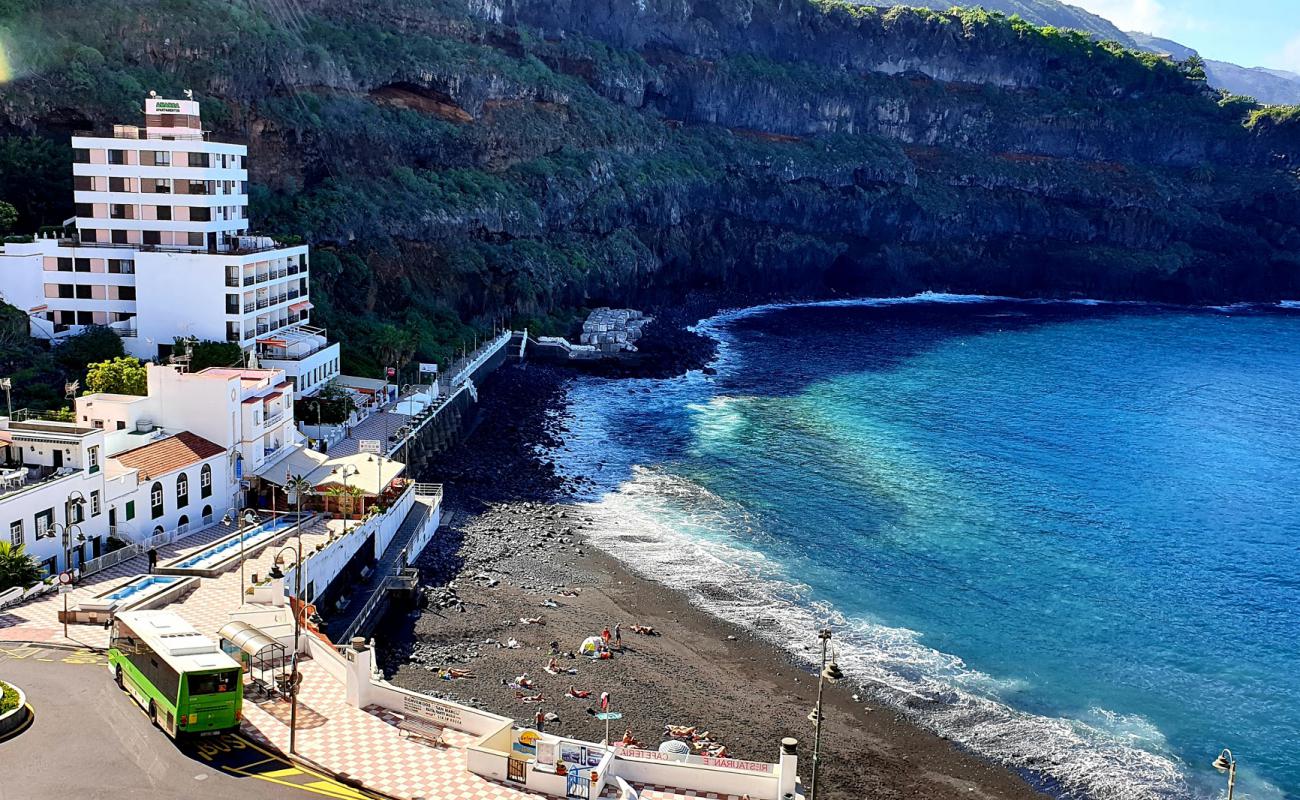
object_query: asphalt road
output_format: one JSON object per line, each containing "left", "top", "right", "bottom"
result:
{"left": 0, "top": 644, "right": 376, "bottom": 800}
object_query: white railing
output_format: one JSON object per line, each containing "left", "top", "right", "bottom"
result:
{"left": 449, "top": 330, "right": 512, "bottom": 388}
{"left": 79, "top": 518, "right": 215, "bottom": 577}
{"left": 413, "top": 483, "right": 443, "bottom": 498}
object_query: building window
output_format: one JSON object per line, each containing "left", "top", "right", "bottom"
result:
{"left": 74, "top": 175, "right": 94, "bottom": 191}
{"left": 9, "top": 520, "right": 23, "bottom": 547}
{"left": 80, "top": 229, "right": 99, "bottom": 244}
{"left": 57, "top": 257, "right": 73, "bottom": 272}
{"left": 88, "top": 446, "right": 100, "bottom": 474}
{"left": 35, "top": 509, "right": 54, "bottom": 538}
{"left": 150, "top": 482, "right": 164, "bottom": 519}
{"left": 189, "top": 206, "right": 211, "bottom": 222}
{"left": 188, "top": 152, "right": 209, "bottom": 168}
{"left": 143, "top": 230, "right": 161, "bottom": 245}
{"left": 91, "top": 491, "right": 101, "bottom": 517}
{"left": 74, "top": 258, "right": 91, "bottom": 272}
{"left": 177, "top": 473, "right": 189, "bottom": 508}
{"left": 111, "top": 230, "right": 128, "bottom": 244}
{"left": 108, "top": 149, "right": 126, "bottom": 165}
{"left": 155, "top": 205, "right": 172, "bottom": 221}
{"left": 188, "top": 232, "right": 204, "bottom": 247}
{"left": 69, "top": 500, "right": 84, "bottom": 525}
{"left": 57, "top": 285, "right": 74, "bottom": 299}
{"left": 200, "top": 464, "right": 212, "bottom": 498}
{"left": 109, "top": 259, "right": 134, "bottom": 274}
{"left": 77, "top": 311, "right": 94, "bottom": 326}
{"left": 72, "top": 148, "right": 90, "bottom": 164}
{"left": 75, "top": 203, "right": 94, "bottom": 218}
{"left": 75, "top": 285, "right": 92, "bottom": 299}
{"left": 153, "top": 151, "right": 170, "bottom": 166}
{"left": 125, "top": 500, "right": 135, "bottom": 521}
{"left": 109, "top": 176, "right": 130, "bottom": 192}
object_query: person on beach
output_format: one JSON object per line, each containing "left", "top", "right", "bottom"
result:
{"left": 614, "top": 622, "right": 622, "bottom": 651}
{"left": 620, "top": 728, "right": 638, "bottom": 747}
{"left": 549, "top": 640, "right": 560, "bottom": 655}
{"left": 534, "top": 709, "right": 546, "bottom": 731}
{"left": 566, "top": 685, "right": 591, "bottom": 699}
{"left": 601, "top": 625, "right": 611, "bottom": 646}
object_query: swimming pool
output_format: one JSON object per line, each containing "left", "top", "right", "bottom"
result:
{"left": 158, "top": 515, "right": 306, "bottom": 577}
{"left": 64, "top": 573, "right": 200, "bottom": 623}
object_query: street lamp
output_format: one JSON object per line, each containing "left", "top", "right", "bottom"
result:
{"left": 222, "top": 508, "right": 260, "bottom": 605}
{"left": 1213, "top": 749, "right": 1237, "bottom": 800}
{"left": 49, "top": 520, "right": 83, "bottom": 639}
{"left": 268, "top": 513, "right": 306, "bottom": 756}
{"left": 809, "top": 628, "right": 843, "bottom": 800}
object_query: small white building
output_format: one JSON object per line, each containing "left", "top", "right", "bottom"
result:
{"left": 0, "top": 418, "right": 110, "bottom": 575}
{"left": 0, "top": 94, "right": 339, "bottom": 398}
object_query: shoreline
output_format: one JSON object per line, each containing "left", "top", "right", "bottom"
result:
{"left": 375, "top": 352, "right": 1048, "bottom": 800}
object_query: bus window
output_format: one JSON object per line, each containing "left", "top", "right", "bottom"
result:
{"left": 187, "top": 671, "right": 238, "bottom": 695}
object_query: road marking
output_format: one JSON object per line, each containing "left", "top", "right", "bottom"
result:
{"left": 196, "top": 734, "right": 382, "bottom": 799}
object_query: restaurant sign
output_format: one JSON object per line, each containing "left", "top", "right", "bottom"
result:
{"left": 400, "top": 692, "right": 465, "bottom": 728}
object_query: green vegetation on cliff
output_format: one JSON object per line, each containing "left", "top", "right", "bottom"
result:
{"left": 0, "top": 0, "right": 1297, "bottom": 376}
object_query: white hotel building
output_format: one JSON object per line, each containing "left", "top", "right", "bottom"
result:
{"left": 0, "top": 95, "right": 339, "bottom": 398}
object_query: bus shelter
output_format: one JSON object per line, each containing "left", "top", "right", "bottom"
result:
{"left": 218, "top": 620, "right": 288, "bottom": 698}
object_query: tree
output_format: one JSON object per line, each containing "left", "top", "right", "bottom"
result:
{"left": 52, "top": 325, "right": 125, "bottom": 373}
{"left": 0, "top": 541, "right": 42, "bottom": 592}
{"left": 1181, "top": 54, "right": 1207, "bottom": 82}
{"left": 0, "top": 201, "right": 16, "bottom": 234}
{"left": 86, "top": 356, "right": 147, "bottom": 395}
{"left": 175, "top": 337, "right": 242, "bottom": 372}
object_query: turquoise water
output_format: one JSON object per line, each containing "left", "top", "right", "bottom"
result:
{"left": 171, "top": 516, "right": 296, "bottom": 569}
{"left": 103, "top": 575, "right": 181, "bottom": 602}
{"left": 548, "top": 298, "right": 1300, "bottom": 800}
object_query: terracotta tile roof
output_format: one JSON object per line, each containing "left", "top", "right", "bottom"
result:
{"left": 112, "top": 431, "right": 225, "bottom": 480}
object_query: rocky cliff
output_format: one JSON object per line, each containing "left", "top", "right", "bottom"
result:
{"left": 0, "top": 0, "right": 1297, "bottom": 371}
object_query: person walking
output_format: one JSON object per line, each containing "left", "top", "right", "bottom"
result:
{"left": 601, "top": 625, "right": 611, "bottom": 647}
{"left": 614, "top": 622, "right": 622, "bottom": 651}
{"left": 147, "top": 547, "right": 158, "bottom": 574}
{"left": 534, "top": 709, "right": 546, "bottom": 732}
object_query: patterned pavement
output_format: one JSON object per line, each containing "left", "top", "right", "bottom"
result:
{"left": 0, "top": 516, "right": 337, "bottom": 647}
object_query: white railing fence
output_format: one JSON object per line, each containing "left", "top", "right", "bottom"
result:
{"left": 79, "top": 517, "right": 216, "bottom": 578}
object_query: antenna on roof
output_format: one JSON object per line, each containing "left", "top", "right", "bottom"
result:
{"left": 184, "top": 89, "right": 194, "bottom": 99}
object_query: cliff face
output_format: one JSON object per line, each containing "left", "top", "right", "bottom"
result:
{"left": 0, "top": 0, "right": 1297, "bottom": 369}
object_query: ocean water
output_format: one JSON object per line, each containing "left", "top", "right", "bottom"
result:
{"left": 545, "top": 296, "right": 1300, "bottom": 800}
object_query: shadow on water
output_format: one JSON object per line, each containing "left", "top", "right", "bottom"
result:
{"left": 711, "top": 299, "right": 1209, "bottom": 397}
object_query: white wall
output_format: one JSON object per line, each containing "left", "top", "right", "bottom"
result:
{"left": 134, "top": 251, "right": 230, "bottom": 354}
{"left": 127, "top": 453, "right": 228, "bottom": 538}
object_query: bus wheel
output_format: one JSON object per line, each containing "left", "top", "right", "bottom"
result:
{"left": 148, "top": 701, "right": 159, "bottom": 729}
{"left": 114, "top": 665, "right": 124, "bottom": 690}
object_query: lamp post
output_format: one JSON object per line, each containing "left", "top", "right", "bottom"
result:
{"left": 269, "top": 469, "right": 306, "bottom": 757}
{"left": 222, "top": 508, "right": 260, "bottom": 605}
{"left": 49, "top": 520, "right": 83, "bottom": 639}
{"left": 809, "top": 628, "right": 843, "bottom": 800}
{"left": 1213, "top": 749, "right": 1237, "bottom": 800}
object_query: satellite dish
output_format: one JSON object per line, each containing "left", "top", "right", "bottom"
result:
{"left": 149, "top": 90, "right": 157, "bottom": 98}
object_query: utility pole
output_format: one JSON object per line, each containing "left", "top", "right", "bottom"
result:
{"left": 809, "top": 628, "right": 842, "bottom": 800}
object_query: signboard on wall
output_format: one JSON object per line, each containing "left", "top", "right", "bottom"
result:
{"left": 418, "top": 363, "right": 439, "bottom": 375}
{"left": 613, "top": 746, "right": 775, "bottom": 774}
{"left": 358, "top": 440, "right": 382, "bottom": 454}
{"left": 400, "top": 693, "right": 465, "bottom": 728}
{"left": 153, "top": 101, "right": 182, "bottom": 112}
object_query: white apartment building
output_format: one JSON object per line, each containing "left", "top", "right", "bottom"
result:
{"left": 0, "top": 362, "right": 312, "bottom": 576}
{"left": 0, "top": 94, "right": 339, "bottom": 398}
{"left": 77, "top": 363, "right": 303, "bottom": 484}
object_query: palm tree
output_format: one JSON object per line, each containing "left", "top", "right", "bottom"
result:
{"left": 0, "top": 541, "right": 42, "bottom": 592}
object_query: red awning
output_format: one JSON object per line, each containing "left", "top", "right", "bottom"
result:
{"left": 258, "top": 337, "right": 288, "bottom": 347}
{"left": 288, "top": 301, "right": 312, "bottom": 313}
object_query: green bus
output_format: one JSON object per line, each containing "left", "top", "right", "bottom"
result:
{"left": 108, "top": 610, "right": 243, "bottom": 738}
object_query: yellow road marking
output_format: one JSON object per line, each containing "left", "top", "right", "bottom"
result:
{"left": 224, "top": 736, "right": 380, "bottom": 799}
{"left": 263, "top": 767, "right": 304, "bottom": 778}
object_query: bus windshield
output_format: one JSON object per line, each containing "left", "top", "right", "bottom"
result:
{"left": 187, "top": 670, "right": 239, "bottom": 695}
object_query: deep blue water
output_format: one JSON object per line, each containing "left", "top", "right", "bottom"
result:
{"left": 548, "top": 297, "right": 1300, "bottom": 800}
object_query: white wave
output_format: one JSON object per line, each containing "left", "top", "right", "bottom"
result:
{"left": 576, "top": 466, "right": 1199, "bottom": 800}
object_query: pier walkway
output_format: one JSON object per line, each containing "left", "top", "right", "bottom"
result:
{"left": 327, "top": 494, "right": 434, "bottom": 643}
